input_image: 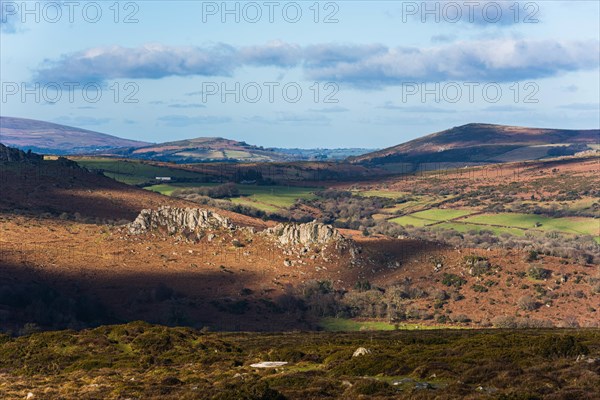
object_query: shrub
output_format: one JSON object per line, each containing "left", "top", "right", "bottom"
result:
{"left": 437, "top": 315, "right": 448, "bottom": 323}
{"left": 442, "top": 273, "right": 467, "bottom": 288}
{"left": 491, "top": 316, "right": 517, "bottom": 328}
{"left": 525, "top": 250, "right": 539, "bottom": 262}
{"left": 528, "top": 267, "right": 551, "bottom": 280}
{"left": 19, "top": 323, "right": 41, "bottom": 336}
{"left": 354, "top": 280, "right": 371, "bottom": 292}
{"left": 213, "top": 380, "right": 286, "bottom": 400}
{"left": 351, "top": 380, "right": 393, "bottom": 396}
{"left": 451, "top": 292, "right": 464, "bottom": 301}
{"left": 332, "top": 354, "right": 409, "bottom": 376}
{"left": 534, "top": 335, "right": 589, "bottom": 358}
{"left": 517, "top": 295, "right": 539, "bottom": 311}
{"left": 431, "top": 288, "right": 448, "bottom": 301}
{"left": 452, "top": 314, "right": 471, "bottom": 323}
{"left": 472, "top": 284, "right": 488, "bottom": 293}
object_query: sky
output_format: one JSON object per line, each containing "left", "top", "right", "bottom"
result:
{"left": 1, "top": 0, "right": 599, "bottom": 148}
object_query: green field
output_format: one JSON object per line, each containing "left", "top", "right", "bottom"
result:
{"left": 389, "top": 215, "right": 433, "bottom": 227}
{"left": 390, "top": 208, "right": 599, "bottom": 239}
{"left": 230, "top": 197, "right": 282, "bottom": 213}
{"left": 390, "top": 208, "right": 475, "bottom": 227}
{"left": 355, "top": 189, "right": 409, "bottom": 199}
{"left": 235, "top": 185, "right": 317, "bottom": 208}
{"left": 319, "top": 318, "right": 454, "bottom": 331}
{"left": 434, "top": 222, "right": 527, "bottom": 237}
{"left": 73, "top": 158, "right": 206, "bottom": 185}
{"left": 145, "top": 182, "right": 219, "bottom": 196}
{"left": 146, "top": 183, "right": 317, "bottom": 211}
{"left": 409, "top": 209, "right": 475, "bottom": 221}
{"left": 463, "top": 213, "right": 600, "bottom": 236}
{"left": 382, "top": 196, "right": 438, "bottom": 213}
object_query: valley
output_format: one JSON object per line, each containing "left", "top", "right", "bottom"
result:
{"left": 2, "top": 4, "right": 599, "bottom": 397}
{"left": 1, "top": 124, "right": 598, "bottom": 399}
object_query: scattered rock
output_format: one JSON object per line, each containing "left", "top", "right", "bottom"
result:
{"left": 414, "top": 382, "right": 433, "bottom": 390}
{"left": 476, "top": 385, "right": 498, "bottom": 394}
{"left": 392, "top": 378, "right": 414, "bottom": 386}
{"left": 250, "top": 361, "right": 288, "bottom": 368}
{"left": 576, "top": 354, "right": 599, "bottom": 364}
{"left": 352, "top": 347, "right": 372, "bottom": 357}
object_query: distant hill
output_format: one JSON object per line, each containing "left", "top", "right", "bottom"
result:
{"left": 107, "top": 137, "right": 294, "bottom": 163}
{"left": 109, "top": 140, "right": 377, "bottom": 163}
{"left": 351, "top": 123, "right": 599, "bottom": 165}
{"left": 0, "top": 116, "right": 149, "bottom": 155}
{"left": 273, "top": 147, "right": 377, "bottom": 161}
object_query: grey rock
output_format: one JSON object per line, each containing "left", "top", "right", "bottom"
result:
{"left": 265, "top": 220, "right": 342, "bottom": 246}
{"left": 250, "top": 361, "right": 288, "bottom": 368}
{"left": 128, "top": 207, "right": 233, "bottom": 240}
{"left": 352, "top": 347, "right": 372, "bottom": 357}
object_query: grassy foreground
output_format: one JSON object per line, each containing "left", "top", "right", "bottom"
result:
{"left": 0, "top": 322, "right": 598, "bottom": 399}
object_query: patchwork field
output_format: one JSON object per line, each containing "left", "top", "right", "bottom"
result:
{"left": 146, "top": 183, "right": 317, "bottom": 212}
{"left": 390, "top": 209, "right": 476, "bottom": 227}
{"left": 463, "top": 213, "right": 600, "bottom": 236}
{"left": 390, "top": 208, "right": 599, "bottom": 239}
{"left": 433, "top": 222, "right": 528, "bottom": 237}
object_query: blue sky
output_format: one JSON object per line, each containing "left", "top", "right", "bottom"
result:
{"left": 1, "top": 0, "right": 599, "bottom": 148}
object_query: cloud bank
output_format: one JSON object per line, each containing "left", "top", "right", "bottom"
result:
{"left": 34, "top": 39, "right": 599, "bottom": 88}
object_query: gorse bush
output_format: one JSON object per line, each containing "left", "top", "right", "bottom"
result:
{"left": 442, "top": 273, "right": 467, "bottom": 288}
{"left": 534, "top": 335, "right": 589, "bottom": 358}
{"left": 528, "top": 267, "right": 552, "bottom": 280}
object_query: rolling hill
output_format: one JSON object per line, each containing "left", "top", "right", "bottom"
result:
{"left": 108, "top": 137, "right": 293, "bottom": 163}
{"left": 351, "top": 123, "right": 599, "bottom": 165}
{"left": 1, "top": 116, "right": 370, "bottom": 162}
{"left": 0, "top": 116, "right": 149, "bottom": 154}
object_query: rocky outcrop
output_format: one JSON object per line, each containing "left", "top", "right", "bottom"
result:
{"left": 264, "top": 221, "right": 342, "bottom": 247}
{"left": 0, "top": 143, "right": 43, "bottom": 163}
{"left": 127, "top": 209, "right": 362, "bottom": 264}
{"left": 128, "top": 206, "right": 233, "bottom": 239}
{"left": 263, "top": 220, "right": 361, "bottom": 264}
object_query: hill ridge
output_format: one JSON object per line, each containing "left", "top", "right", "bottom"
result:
{"left": 0, "top": 116, "right": 149, "bottom": 154}
{"left": 351, "top": 123, "right": 599, "bottom": 164}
